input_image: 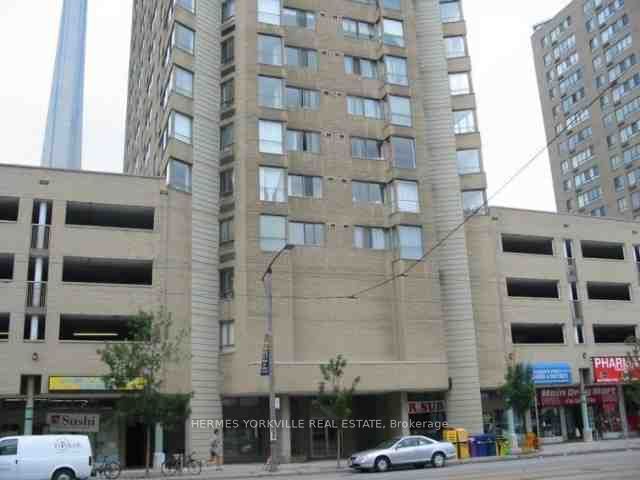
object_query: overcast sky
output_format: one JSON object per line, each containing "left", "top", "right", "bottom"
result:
{"left": 0, "top": 0, "right": 567, "bottom": 212}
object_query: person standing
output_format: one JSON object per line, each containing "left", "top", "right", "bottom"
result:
{"left": 208, "top": 428, "right": 223, "bottom": 470}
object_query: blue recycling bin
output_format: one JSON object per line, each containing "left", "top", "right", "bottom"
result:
{"left": 475, "top": 434, "right": 497, "bottom": 457}
{"left": 468, "top": 437, "right": 479, "bottom": 457}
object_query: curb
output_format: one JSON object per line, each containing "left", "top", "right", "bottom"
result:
{"left": 121, "top": 445, "right": 640, "bottom": 479}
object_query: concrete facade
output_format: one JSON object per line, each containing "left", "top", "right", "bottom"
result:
{"left": 532, "top": 0, "right": 640, "bottom": 220}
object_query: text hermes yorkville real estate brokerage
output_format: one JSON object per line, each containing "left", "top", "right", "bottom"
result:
{"left": 0, "top": 0, "right": 639, "bottom": 468}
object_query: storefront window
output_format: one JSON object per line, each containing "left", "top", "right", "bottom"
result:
{"left": 539, "top": 407, "right": 562, "bottom": 438}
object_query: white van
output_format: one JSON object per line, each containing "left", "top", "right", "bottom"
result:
{"left": 0, "top": 435, "right": 92, "bottom": 480}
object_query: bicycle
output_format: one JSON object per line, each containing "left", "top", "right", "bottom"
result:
{"left": 92, "top": 454, "right": 122, "bottom": 479}
{"left": 161, "top": 451, "right": 202, "bottom": 476}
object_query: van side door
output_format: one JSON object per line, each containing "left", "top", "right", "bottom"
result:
{"left": 0, "top": 438, "right": 18, "bottom": 480}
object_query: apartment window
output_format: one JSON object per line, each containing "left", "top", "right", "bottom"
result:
{"left": 611, "top": 155, "right": 622, "bottom": 170}
{"left": 258, "top": 76, "right": 284, "bottom": 109}
{"left": 449, "top": 72, "right": 470, "bottom": 95}
{"left": 221, "top": 79, "right": 234, "bottom": 109}
{"left": 574, "top": 166, "right": 599, "bottom": 189}
{"left": 166, "top": 159, "right": 192, "bottom": 193}
{"left": 172, "top": 23, "right": 194, "bottom": 54}
{"left": 391, "top": 180, "right": 420, "bottom": 213}
{"left": 440, "top": 0, "right": 462, "bottom": 22}
{"left": 614, "top": 175, "right": 625, "bottom": 192}
{"left": 593, "top": 55, "right": 603, "bottom": 71}
{"left": 258, "top": 35, "right": 283, "bottom": 66}
{"left": 382, "top": 0, "right": 402, "bottom": 10}
{"left": 384, "top": 56, "right": 409, "bottom": 86}
{"left": 169, "top": 111, "right": 192, "bottom": 144}
{"left": 344, "top": 56, "right": 377, "bottom": 79}
{"left": 354, "top": 227, "right": 388, "bottom": 250}
{"left": 618, "top": 197, "right": 628, "bottom": 212}
{"left": 587, "top": 282, "right": 631, "bottom": 301}
{"left": 286, "top": 86, "right": 320, "bottom": 110}
{"left": 220, "top": 123, "right": 234, "bottom": 153}
{"left": 387, "top": 96, "right": 412, "bottom": 127}
{"left": 628, "top": 170, "right": 638, "bottom": 187}
{"left": 352, "top": 181, "right": 385, "bottom": 204}
{"left": 453, "top": 110, "right": 476, "bottom": 134}
{"left": 633, "top": 191, "right": 640, "bottom": 210}
{"left": 342, "top": 19, "right": 376, "bottom": 41}
{"left": 220, "top": 169, "right": 234, "bottom": 196}
{"left": 289, "top": 175, "right": 322, "bottom": 199}
{"left": 445, "top": 36, "right": 466, "bottom": 58}
{"left": 457, "top": 149, "right": 481, "bottom": 175}
{"left": 258, "top": 0, "right": 281, "bottom": 25}
{"left": 171, "top": 66, "right": 193, "bottom": 98}
{"left": 590, "top": 206, "right": 606, "bottom": 217}
{"left": 0, "top": 197, "right": 19, "bottom": 222}
{"left": 577, "top": 186, "right": 602, "bottom": 208}
{"left": 289, "top": 222, "right": 324, "bottom": 246}
{"left": 220, "top": 320, "right": 235, "bottom": 349}
{"left": 260, "top": 215, "right": 287, "bottom": 251}
{"left": 259, "top": 167, "right": 286, "bottom": 202}
{"left": 286, "top": 46, "right": 318, "bottom": 70}
{"left": 351, "top": 137, "right": 383, "bottom": 160}
{"left": 347, "top": 96, "right": 383, "bottom": 120}
{"left": 259, "top": 120, "right": 284, "bottom": 154}
{"left": 382, "top": 19, "right": 405, "bottom": 47}
{"left": 624, "top": 145, "right": 640, "bottom": 166}
{"left": 222, "top": 0, "right": 235, "bottom": 21}
{"left": 562, "top": 179, "right": 572, "bottom": 192}
{"left": 462, "top": 190, "right": 486, "bottom": 215}
{"left": 502, "top": 235, "right": 553, "bottom": 255}
{"left": 282, "top": 7, "right": 315, "bottom": 29}
{"left": 390, "top": 137, "right": 416, "bottom": 169}
{"left": 221, "top": 37, "right": 234, "bottom": 64}
{"left": 395, "top": 225, "right": 423, "bottom": 260}
{"left": 287, "top": 130, "right": 321, "bottom": 153}
{"left": 220, "top": 218, "right": 234, "bottom": 243}
{"left": 219, "top": 268, "right": 234, "bottom": 298}
{"left": 0, "top": 255, "right": 14, "bottom": 280}
{"left": 176, "top": 0, "right": 195, "bottom": 12}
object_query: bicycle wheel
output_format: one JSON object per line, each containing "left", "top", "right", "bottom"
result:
{"left": 187, "top": 460, "right": 202, "bottom": 475}
{"left": 104, "top": 462, "right": 121, "bottom": 480}
{"left": 161, "top": 461, "right": 177, "bottom": 476}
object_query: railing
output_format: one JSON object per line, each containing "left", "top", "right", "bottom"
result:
{"left": 30, "top": 225, "right": 51, "bottom": 250}
{"left": 26, "top": 281, "right": 47, "bottom": 309}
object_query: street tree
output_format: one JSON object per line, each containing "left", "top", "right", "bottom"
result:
{"left": 501, "top": 363, "right": 535, "bottom": 433}
{"left": 315, "top": 355, "right": 360, "bottom": 468}
{"left": 97, "top": 310, "right": 191, "bottom": 476}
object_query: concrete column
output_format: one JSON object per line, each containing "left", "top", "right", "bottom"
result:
{"left": 399, "top": 392, "right": 410, "bottom": 436}
{"left": 580, "top": 382, "right": 593, "bottom": 442}
{"left": 559, "top": 407, "right": 568, "bottom": 441}
{"left": 506, "top": 408, "right": 518, "bottom": 450}
{"left": 618, "top": 384, "right": 628, "bottom": 439}
{"left": 153, "top": 423, "right": 165, "bottom": 469}
{"left": 279, "top": 395, "right": 291, "bottom": 463}
{"left": 24, "top": 377, "right": 35, "bottom": 435}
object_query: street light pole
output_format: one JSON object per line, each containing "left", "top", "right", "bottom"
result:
{"left": 262, "top": 244, "right": 294, "bottom": 472}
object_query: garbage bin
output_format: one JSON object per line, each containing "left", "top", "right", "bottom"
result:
{"left": 496, "top": 437, "right": 511, "bottom": 456}
{"left": 482, "top": 434, "right": 497, "bottom": 456}
{"left": 468, "top": 437, "right": 479, "bottom": 457}
{"left": 472, "top": 434, "right": 490, "bottom": 457}
{"left": 457, "top": 441, "right": 470, "bottom": 459}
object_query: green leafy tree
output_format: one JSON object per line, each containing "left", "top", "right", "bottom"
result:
{"left": 314, "top": 355, "right": 360, "bottom": 468}
{"left": 625, "top": 337, "right": 640, "bottom": 409}
{"left": 501, "top": 363, "right": 535, "bottom": 432}
{"left": 97, "top": 310, "right": 191, "bottom": 476}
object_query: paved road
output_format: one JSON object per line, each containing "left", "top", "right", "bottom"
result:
{"left": 187, "top": 450, "right": 639, "bottom": 480}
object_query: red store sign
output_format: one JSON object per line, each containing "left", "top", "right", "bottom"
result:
{"left": 592, "top": 356, "right": 640, "bottom": 384}
{"left": 408, "top": 400, "right": 446, "bottom": 414}
{"left": 537, "top": 386, "right": 618, "bottom": 408}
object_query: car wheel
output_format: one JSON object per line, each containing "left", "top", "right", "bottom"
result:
{"left": 374, "top": 456, "right": 391, "bottom": 472}
{"left": 52, "top": 468, "right": 76, "bottom": 480}
{"left": 431, "top": 452, "right": 446, "bottom": 468}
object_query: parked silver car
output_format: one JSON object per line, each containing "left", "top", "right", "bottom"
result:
{"left": 349, "top": 436, "right": 456, "bottom": 472}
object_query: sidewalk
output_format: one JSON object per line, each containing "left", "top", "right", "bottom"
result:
{"left": 119, "top": 437, "right": 640, "bottom": 479}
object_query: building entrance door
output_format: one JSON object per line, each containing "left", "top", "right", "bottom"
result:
{"left": 126, "top": 422, "right": 146, "bottom": 468}
{"left": 565, "top": 405, "right": 583, "bottom": 440}
{"left": 310, "top": 424, "right": 337, "bottom": 459}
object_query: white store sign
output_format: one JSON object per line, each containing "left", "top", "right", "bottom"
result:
{"left": 47, "top": 413, "right": 100, "bottom": 433}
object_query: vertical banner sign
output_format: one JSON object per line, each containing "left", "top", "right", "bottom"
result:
{"left": 260, "top": 335, "right": 271, "bottom": 376}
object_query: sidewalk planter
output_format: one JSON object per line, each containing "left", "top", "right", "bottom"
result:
{"left": 497, "top": 437, "right": 511, "bottom": 456}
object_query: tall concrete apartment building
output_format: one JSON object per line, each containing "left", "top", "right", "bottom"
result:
{"left": 123, "top": 0, "right": 488, "bottom": 460}
{"left": 532, "top": 0, "right": 640, "bottom": 219}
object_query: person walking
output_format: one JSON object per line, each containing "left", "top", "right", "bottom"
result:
{"left": 208, "top": 428, "right": 223, "bottom": 471}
